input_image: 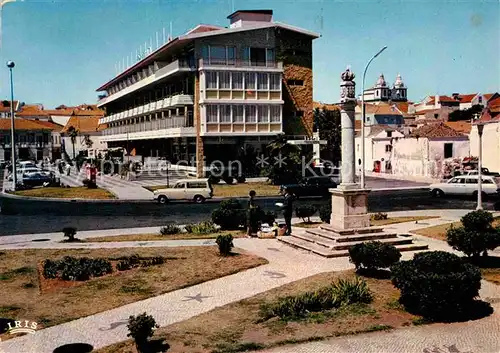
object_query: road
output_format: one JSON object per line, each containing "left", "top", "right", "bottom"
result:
{"left": 1, "top": 189, "right": 497, "bottom": 236}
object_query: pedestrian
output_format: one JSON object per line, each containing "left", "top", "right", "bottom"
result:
{"left": 66, "top": 163, "right": 71, "bottom": 176}
{"left": 281, "top": 186, "right": 295, "bottom": 235}
{"left": 247, "top": 190, "right": 257, "bottom": 237}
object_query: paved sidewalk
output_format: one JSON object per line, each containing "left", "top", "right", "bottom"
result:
{"left": 0, "top": 209, "right": 499, "bottom": 353}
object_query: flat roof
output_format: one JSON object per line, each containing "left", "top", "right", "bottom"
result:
{"left": 227, "top": 9, "right": 273, "bottom": 19}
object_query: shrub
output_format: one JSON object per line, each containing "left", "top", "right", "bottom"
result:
{"left": 211, "top": 199, "right": 246, "bottom": 230}
{"left": 127, "top": 312, "right": 159, "bottom": 352}
{"left": 391, "top": 251, "right": 481, "bottom": 321}
{"left": 319, "top": 203, "right": 331, "bottom": 223}
{"left": 330, "top": 277, "right": 373, "bottom": 306}
{"left": 116, "top": 260, "right": 131, "bottom": 271}
{"left": 446, "top": 210, "right": 500, "bottom": 258}
{"left": 349, "top": 241, "right": 402, "bottom": 271}
{"left": 295, "top": 205, "right": 317, "bottom": 223}
{"left": 42, "top": 259, "right": 59, "bottom": 279}
{"left": 184, "top": 221, "right": 217, "bottom": 234}
{"left": 260, "top": 277, "right": 372, "bottom": 320}
{"left": 216, "top": 234, "right": 234, "bottom": 256}
{"left": 160, "top": 224, "right": 181, "bottom": 235}
{"left": 62, "top": 227, "right": 77, "bottom": 242}
{"left": 370, "top": 212, "right": 388, "bottom": 221}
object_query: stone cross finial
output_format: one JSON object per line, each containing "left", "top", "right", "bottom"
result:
{"left": 340, "top": 66, "right": 356, "bottom": 102}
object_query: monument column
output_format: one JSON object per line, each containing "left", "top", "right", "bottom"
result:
{"left": 330, "top": 67, "right": 371, "bottom": 230}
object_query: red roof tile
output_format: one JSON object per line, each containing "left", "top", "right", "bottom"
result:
{"left": 0, "top": 118, "right": 57, "bottom": 131}
{"left": 444, "top": 121, "right": 472, "bottom": 134}
{"left": 456, "top": 93, "right": 477, "bottom": 103}
{"left": 61, "top": 116, "right": 106, "bottom": 133}
{"left": 409, "top": 122, "right": 464, "bottom": 138}
{"left": 0, "top": 100, "right": 19, "bottom": 113}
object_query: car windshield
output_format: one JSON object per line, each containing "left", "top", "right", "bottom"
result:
{"left": 1, "top": 3, "right": 496, "bottom": 353}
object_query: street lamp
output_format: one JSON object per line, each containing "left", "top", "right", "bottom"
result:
{"left": 361, "top": 46, "right": 387, "bottom": 188}
{"left": 476, "top": 122, "right": 485, "bottom": 210}
{"left": 7, "top": 60, "right": 17, "bottom": 190}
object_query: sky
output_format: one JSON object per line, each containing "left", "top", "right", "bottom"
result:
{"left": 0, "top": 0, "right": 498, "bottom": 108}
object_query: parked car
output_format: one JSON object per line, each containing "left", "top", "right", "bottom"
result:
{"left": 20, "top": 171, "right": 55, "bottom": 188}
{"left": 279, "top": 176, "right": 337, "bottom": 199}
{"left": 430, "top": 175, "right": 500, "bottom": 198}
{"left": 153, "top": 178, "right": 213, "bottom": 204}
{"left": 462, "top": 168, "right": 500, "bottom": 177}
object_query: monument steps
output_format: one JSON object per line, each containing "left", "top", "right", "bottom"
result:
{"left": 319, "top": 224, "right": 385, "bottom": 235}
{"left": 278, "top": 234, "right": 429, "bottom": 258}
{"left": 306, "top": 228, "right": 397, "bottom": 242}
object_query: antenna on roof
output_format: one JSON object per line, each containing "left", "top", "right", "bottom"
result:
{"left": 169, "top": 21, "right": 173, "bottom": 41}
{"left": 163, "top": 27, "right": 166, "bottom": 43}
{"left": 156, "top": 31, "right": 159, "bottom": 49}
{"left": 231, "top": 0, "right": 234, "bottom": 12}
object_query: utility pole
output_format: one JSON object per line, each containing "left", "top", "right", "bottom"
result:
{"left": 7, "top": 60, "right": 17, "bottom": 190}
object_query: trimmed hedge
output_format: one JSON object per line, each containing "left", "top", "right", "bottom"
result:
{"left": 446, "top": 210, "right": 500, "bottom": 258}
{"left": 349, "top": 241, "right": 401, "bottom": 271}
{"left": 391, "top": 251, "right": 481, "bottom": 321}
{"left": 216, "top": 234, "right": 234, "bottom": 256}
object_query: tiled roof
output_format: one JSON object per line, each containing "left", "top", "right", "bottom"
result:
{"left": 367, "top": 124, "right": 396, "bottom": 137}
{"left": 409, "top": 122, "right": 464, "bottom": 138}
{"left": 456, "top": 93, "right": 477, "bottom": 103}
{"left": 444, "top": 121, "right": 471, "bottom": 134}
{"left": 362, "top": 102, "right": 402, "bottom": 115}
{"left": 438, "top": 95, "right": 459, "bottom": 103}
{"left": 488, "top": 97, "right": 500, "bottom": 109}
{"left": 61, "top": 116, "right": 106, "bottom": 133}
{"left": 393, "top": 102, "right": 409, "bottom": 113}
{"left": 71, "top": 109, "right": 105, "bottom": 117}
{"left": 33, "top": 120, "right": 63, "bottom": 129}
{"left": 484, "top": 93, "right": 498, "bottom": 101}
{"left": 415, "top": 108, "right": 440, "bottom": 115}
{"left": 16, "top": 104, "right": 50, "bottom": 117}
{"left": 44, "top": 109, "right": 74, "bottom": 116}
{"left": 0, "top": 118, "right": 57, "bottom": 131}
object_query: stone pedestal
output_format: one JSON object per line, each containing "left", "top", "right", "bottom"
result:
{"left": 329, "top": 186, "right": 371, "bottom": 230}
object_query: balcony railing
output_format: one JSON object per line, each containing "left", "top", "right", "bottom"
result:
{"left": 102, "top": 116, "right": 191, "bottom": 136}
{"left": 100, "top": 94, "right": 194, "bottom": 124}
{"left": 198, "top": 58, "right": 282, "bottom": 69}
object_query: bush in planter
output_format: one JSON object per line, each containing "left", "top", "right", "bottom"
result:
{"left": 160, "top": 224, "right": 181, "bottom": 235}
{"left": 127, "top": 312, "right": 159, "bottom": 352}
{"left": 349, "top": 241, "right": 401, "bottom": 272}
{"left": 391, "top": 251, "right": 481, "bottom": 321}
{"left": 211, "top": 199, "right": 246, "bottom": 230}
{"left": 216, "top": 234, "right": 234, "bottom": 256}
{"left": 319, "top": 203, "right": 331, "bottom": 223}
{"left": 295, "top": 205, "right": 317, "bottom": 223}
{"left": 446, "top": 210, "right": 500, "bottom": 258}
{"left": 62, "top": 227, "right": 77, "bottom": 242}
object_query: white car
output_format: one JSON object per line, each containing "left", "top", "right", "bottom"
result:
{"left": 430, "top": 175, "right": 500, "bottom": 198}
{"left": 153, "top": 178, "right": 213, "bottom": 204}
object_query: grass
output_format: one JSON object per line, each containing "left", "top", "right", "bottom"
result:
{"left": 144, "top": 182, "right": 280, "bottom": 198}
{"left": 12, "top": 186, "right": 116, "bottom": 199}
{"left": 0, "top": 246, "right": 266, "bottom": 340}
{"left": 413, "top": 217, "right": 500, "bottom": 241}
{"left": 85, "top": 230, "right": 246, "bottom": 242}
{"left": 97, "top": 271, "right": 419, "bottom": 353}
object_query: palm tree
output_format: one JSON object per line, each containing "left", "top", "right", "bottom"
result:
{"left": 67, "top": 126, "right": 79, "bottom": 159}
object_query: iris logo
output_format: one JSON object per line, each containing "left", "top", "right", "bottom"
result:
{"left": 6, "top": 320, "right": 38, "bottom": 335}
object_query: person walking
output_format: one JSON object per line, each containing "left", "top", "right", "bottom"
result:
{"left": 247, "top": 190, "right": 257, "bottom": 237}
{"left": 281, "top": 186, "right": 295, "bottom": 235}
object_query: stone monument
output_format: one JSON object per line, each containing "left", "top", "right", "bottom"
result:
{"left": 329, "top": 67, "right": 371, "bottom": 230}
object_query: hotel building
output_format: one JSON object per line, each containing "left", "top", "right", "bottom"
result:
{"left": 96, "top": 9, "right": 319, "bottom": 176}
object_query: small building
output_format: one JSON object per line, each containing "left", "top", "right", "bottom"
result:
{"left": 360, "top": 74, "right": 408, "bottom": 103}
{"left": 355, "top": 101, "right": 405, "bottom": 127}
{"left": 60, "top": 116, "right": 108, "bottom": 159}
{"left": 390, "top": 123, "right": 469, "bottom": 179}
{"left": 0, "top": 118, "right": 61, "bottom": 161}
{"left": 469, "top": 97, "right": 500, "bottom": 173}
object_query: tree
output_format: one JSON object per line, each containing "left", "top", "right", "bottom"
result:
{"left": 83, "top": 135, "right": 93, "bottom": 149}
{"left": 264, "top": 135, "right": 302, "bottom": 184}
{"left": 448, "top": 104, "right": 483, "bottom": 122}
{"left": 314, "top": 107, "right": 341, "bottom": 165}
{"left": 66, "top": 126, "right": 79, "bottom": 159}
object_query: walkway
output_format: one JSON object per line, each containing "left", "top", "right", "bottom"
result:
{"left": 0, "top": 210, "right": 499, "bottom": 353}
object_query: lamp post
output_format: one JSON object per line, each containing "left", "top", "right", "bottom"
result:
{"left": 7, "top": 60, "right": 17, "bottom": 190}
{"left": 476, "top": 122, "right": 484, "bottom": 210}
{"left": 361, "top": 46, "right": 387, "bottom": 188}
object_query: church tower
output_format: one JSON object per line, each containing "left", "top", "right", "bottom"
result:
{"left": 390, "top": 74, "right": 407, "bottom": 102}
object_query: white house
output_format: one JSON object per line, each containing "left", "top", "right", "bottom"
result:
{"left": 355, "top": 125, "right": 404, "bottom": 174}
{"left": 357, "top": 123, "right": 470, "bottom": 180}
{"left": 469, "top": 98, "right": 500, "bottom": 173}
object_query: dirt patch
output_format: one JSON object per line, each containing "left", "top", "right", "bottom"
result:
{"left": 413, "top": 217, "right": 500, "bottom": 241}
{"left": 0, "top": 247, "right": 267, "bottom": 341}
{"left": 97, "top": 271, "right": 419, "bottom": 353}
